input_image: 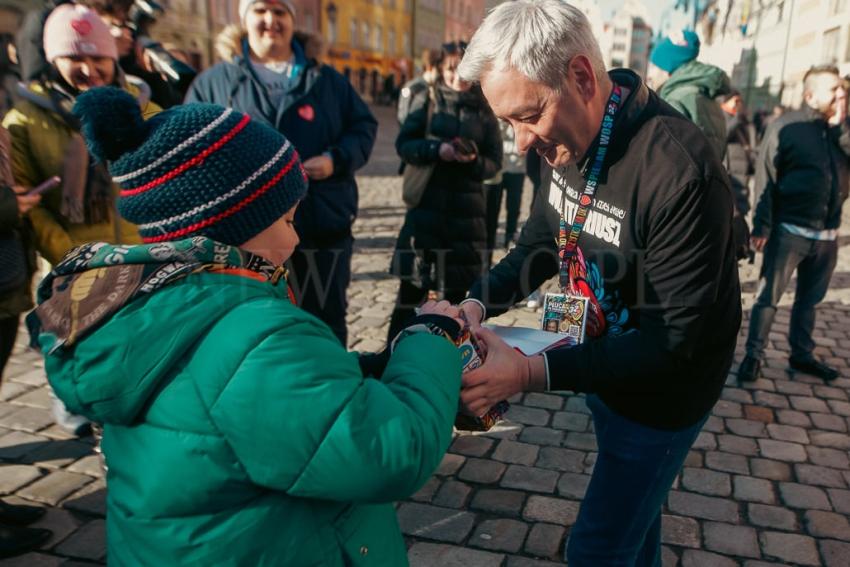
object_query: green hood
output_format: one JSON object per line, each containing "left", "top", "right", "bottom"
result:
{"left": 660, "top": 60, "right": 732, "bottom": 100}
{"left": 29, "top": 238, "right": 286, "bottom": 425}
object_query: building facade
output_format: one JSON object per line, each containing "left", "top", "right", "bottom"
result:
{"left": 700, "top": 0, "right": 850, "bottom": 110}
{"left": 321, "top": 0, "right": 413, "bottom": 99}
{"left": 603, "top": 0, "right": 652, "bottom": 76}
{"left": 444, "top": 0, "right": 485, "bottom": 42}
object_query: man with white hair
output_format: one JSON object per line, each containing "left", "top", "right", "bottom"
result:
{"left": 455, "top": 1, "right": 741, "bottom": 563}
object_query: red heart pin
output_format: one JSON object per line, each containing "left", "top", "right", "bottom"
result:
{"left": 71, "top": 19, "right": 92, "bottom": 35}
{"left": 298, "top": 104, "right": 315, "bottom": 122}
{"left": 580, "top": 195, "right": 592, "bottom": 206}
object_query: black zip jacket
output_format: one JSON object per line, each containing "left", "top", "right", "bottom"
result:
{"left": 469, "top": 70, "right": 742, "bottom": 430}
{"left": 752, "top": 106, "right": 850, "bottom": 236}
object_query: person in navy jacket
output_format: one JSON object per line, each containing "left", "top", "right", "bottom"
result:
{"left": 186, "top": 0, "right": 377, "bottom": 345}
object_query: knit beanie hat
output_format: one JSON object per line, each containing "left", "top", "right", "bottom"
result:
{"left": 650, "top": 30, "right": 700, "bottom": 74}
{"left": 44, "top": 4, "right": 119, "bottom": 63}
{"left": 239, "top": 0, "right": 296, "bottom": 23}
{"left": 72, "top": 87, "right": 307, "bottom": 245}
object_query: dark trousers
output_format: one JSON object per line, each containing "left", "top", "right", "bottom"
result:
{"left": 0, "top": 315, "right": 19, "bottom": 380}
{"left": 566, "top": 395, "right": 708, "bottom": 566}
{"left": 485, "top": 172, "right": 525, "bottom": 254}
{"left": 288, "top": 235, "right": 354, "bottom": 346}
{"left": 386, "top": 281, "right": 467, "bottom": 342}
{"left": 745, "top": 228, "right": 838, "bottom": 360}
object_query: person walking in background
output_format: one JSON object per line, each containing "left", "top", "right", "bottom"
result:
{"left": 647, "top": 29, "right": 731, "bottom": 160}
{"left": 3, "top": 4, "right": 158, "bottom": 435}
{"left": 30, "top": 87, "right": 464, "bottom": 565}
{"left": 397, "top": 47, "right": 439, "bottom": 125}
{"left": 387, "top": 41, "right": 502, "bottom": 341}
{"left": 485, "top": 119, "right": 526, "bottom": 263}
{"left": 0, "top": 124, "right": 54, "bottom": 560}
{"left": 722, "top": 90, "right": 756, "bottom": 259}
{"left": 0, "top": 34, "right": 21, "bottom": 119}
{"left": 738, "top": 65, "right": 850, "bottom": 383}
{"left": 455, "top": 2, "right": 740, "bottom": 562}
{"left": 187, "top": 0, "right": 377, "bottom": 346}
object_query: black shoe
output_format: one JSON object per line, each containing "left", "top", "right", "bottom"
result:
{"left": 0, "top": 524, "right": 52, "bottom": 558}
{"left": 789, "top": 356, "right": 840, "bottom": 382}
{"left": 0, "top": 500, "right": 46, "bottom": 526}
{"left": 738, "top": 356, "right": 761, "bottom": 382}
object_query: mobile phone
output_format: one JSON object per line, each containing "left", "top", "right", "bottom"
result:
{"left": 452, "top": 137, "right": 478, "bottom": 156}
{"left": 27, "top": 176, "right": 61, "bottom": 196}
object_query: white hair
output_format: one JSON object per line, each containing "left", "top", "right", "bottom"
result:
{"left": 458, "top": 0, "right": 607, "bottom": 90}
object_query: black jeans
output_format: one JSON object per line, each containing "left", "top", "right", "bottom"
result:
{"left": 386, "top": 281, "right": 467, "bottom": 343}
{"left": 288, "top": 235, "right": 354, "bottom": 347}
{"left": 0, "top": 315, "right": 19, "bottom": 380}
{"left": 745, "top": 228, "right": 838, "bottom": 360}
{"left": 486, "top": 172, "right": 525, "bottom": 254}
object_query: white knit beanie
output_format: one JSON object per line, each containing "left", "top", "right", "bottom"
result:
{"left": 238, "top": 0, "right": 296, "bottom": 24}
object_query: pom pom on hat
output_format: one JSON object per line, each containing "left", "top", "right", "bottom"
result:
{"left": 73, "top": 87, "right": 308, "bottom": 246}
{"left": 73, "top": 87, "right": 150, "bottom": 162}
{"left": 650, "top": 30, "right": 701, "bottom": 74}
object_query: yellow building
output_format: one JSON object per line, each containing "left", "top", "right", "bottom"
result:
{"left": 320, "top": 0, "right": 413, "bottom": 100}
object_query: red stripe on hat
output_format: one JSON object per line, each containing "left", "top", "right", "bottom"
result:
{"left": 121, "top": 114, "right": 251, "bottom": 197}
{"left": 141, "top": 152, "right": 299, "bottom": 243}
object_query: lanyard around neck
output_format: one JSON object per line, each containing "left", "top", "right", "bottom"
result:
{"left": 558, "top": 84, "right": 623, "bottom": 290}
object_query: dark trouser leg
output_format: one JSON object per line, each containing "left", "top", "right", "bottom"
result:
{"left": 387, "top": 280, "right": 430, "bottom": 342}
{"left": 0, "top": 316, "right": 19, "bottom": 381}
{"left": 288, "top": 235, "right": 354, "bottom": 346}
{"left": 745, "top": 230, "right": 807, "bottom": 360}
{"left": 502, "top": 172, "right": 525, "bottom": 242}
{"left": 789, "top": 239, "right": 838, "bottom": 359}
{"left": 485, "top": 183, "right": 504, "bottom": 265}
{"left": 565, "top": 395, "right": 707, "bottom": 566}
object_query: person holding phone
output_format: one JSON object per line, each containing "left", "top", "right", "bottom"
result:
{"left": 388, "top": 41, "right": 503, "bottom": 340}
{"left": 2, "top": 4, "right": 160, "bottom": 435}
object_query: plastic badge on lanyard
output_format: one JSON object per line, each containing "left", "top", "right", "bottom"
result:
{"left": 542, "top": 85, "right": 623, "bottom": 345}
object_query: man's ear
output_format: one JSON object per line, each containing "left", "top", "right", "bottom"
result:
{"left": 569, "top": 55, "right": 597, "bottom": 103}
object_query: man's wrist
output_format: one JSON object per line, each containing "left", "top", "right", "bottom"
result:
{"left": 460, "top": 297, "right": 486, "bottom": 323}
{"left": 525, "top": 354, "right": 548, "bottom": 392}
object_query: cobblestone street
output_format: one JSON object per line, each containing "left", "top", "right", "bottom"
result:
{"left": 2, "top": 105, "right": 850, "bottom": 566}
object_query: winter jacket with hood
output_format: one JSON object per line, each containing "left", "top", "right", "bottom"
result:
{"left": 30, "top": 238, "right": 462, "bottom": 566}
{"left": 658, "top": 60, "right": 731, "bottom": 160}
{"left": 752, "top": 105, "right": 850, "bottom": 236}
{"left": 2, "top": 80, "right": 158, "bottom": 264}
{"left": 186, "top": 33, "right": 377, "bottom": 243}
{"left": 392, "top": 84, "right": 502, "bottom": 292}
{"left": 469, "top": 69, "right": 741, "bottom": 431}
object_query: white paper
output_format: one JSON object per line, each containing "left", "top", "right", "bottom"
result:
{"left": 484, "top": 324, "right": 570, "bottom": 355}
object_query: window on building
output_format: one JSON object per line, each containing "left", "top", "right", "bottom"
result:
{"left": 389, "top": 28, "right": 396, "bottom": 55}
{"left": 403, "top": 31, "right": 410, "bottom": 57}
{"left": 304, "top": 13, "right": 315, "bottom": 32}
{"left": 612, "top": 58, "right": 624, "bottom": 67}
{"left": 847, "top": 25, "right": 850, "bottom": 62}
{"left": 375, "top": 24, "right": 383, "bottom": 52}
{"left": 362, "top": 22, "right": 370, "bottom": 51}
{"left": 350, "top": 19, "right": 358, "bottom": 48}
{"left": 328, "top": 16, "right": 337, "bottom": 43}
{"left": 822, "top": 27, "right": 840, "bottom": 64}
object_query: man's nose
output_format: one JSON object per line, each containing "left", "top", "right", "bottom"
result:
{"left": 514, "top": 126, "right": 535, "bottom": 155}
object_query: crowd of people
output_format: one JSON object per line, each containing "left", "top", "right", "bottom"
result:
{"left": 0, "top": 0, "right": 848, "bottom": 563}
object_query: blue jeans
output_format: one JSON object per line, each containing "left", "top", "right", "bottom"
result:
{"left": 566, "top": 395, "right": 708, "bottom": 566}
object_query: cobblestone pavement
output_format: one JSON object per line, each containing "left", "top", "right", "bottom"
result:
{"left": 3, "top": 105, "right": 850, "bottom": 566}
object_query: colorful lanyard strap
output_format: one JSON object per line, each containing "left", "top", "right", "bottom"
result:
{"left": 558, "top": 84, "right": 623, "bottom": 291}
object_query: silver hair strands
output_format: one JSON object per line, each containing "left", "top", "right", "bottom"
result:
{"left": 457, "top": 0, "right": 607, "bottom": 90}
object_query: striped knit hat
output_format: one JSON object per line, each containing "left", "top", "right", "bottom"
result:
{"left": 72, "top": 87, "right": 307, "bottom": 245}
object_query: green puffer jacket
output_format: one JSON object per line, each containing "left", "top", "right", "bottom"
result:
{"left": 658, "top": 60, "right": 731, "bottom": 160}
{"left": 36, "top": 246, "right": 461, "bottom": 566}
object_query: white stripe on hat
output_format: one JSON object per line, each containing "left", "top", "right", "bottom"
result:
{"left": 137, "top": 140, "right": 292, "bottom": 231}
{"left": 113, "top": 108, "right": 235, "bottom": 183}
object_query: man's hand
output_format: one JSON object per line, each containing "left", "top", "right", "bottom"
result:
{"left": 455, "top": 151, "right": 477, "bottom": 163}
{"left": 829, "top": 87, "right": 847, "bottom": 126}
{"left": 418, "top": 299, "right": 465, "bottom": 329}
{"left": 751, "top": 235, "right": 768, "bottom": 253}
{"left": 13, "top": 186, "right": 40, "bottom": 215}
{"left": 439, "top": 142, "right": 458, "bottom": 162}
{"left": 303, "top": 155, "right": 334, "bottom": 180}
{"left": 459, "top": 300, "right": 484, "bottom": 331}
{"left": 461, "top": 327, "right": 545, "bottom": 416}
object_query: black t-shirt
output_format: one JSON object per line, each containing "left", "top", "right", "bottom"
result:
{"left": 470, "top": 70, "right": 742, "bottom": 430}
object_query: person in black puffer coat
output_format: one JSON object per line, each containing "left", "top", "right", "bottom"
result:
{"left": 388, "top": 42, "right": 502, "bottom": 340}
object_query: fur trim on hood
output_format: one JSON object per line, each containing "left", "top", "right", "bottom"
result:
{"left": 215, "top": 26, "right": 325, "bottom": 64}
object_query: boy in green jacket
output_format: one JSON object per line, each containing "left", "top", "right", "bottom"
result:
{"left": 29, "top": 87, "right": 464, "bottom": 566}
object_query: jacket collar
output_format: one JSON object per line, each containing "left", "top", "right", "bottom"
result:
{"left": 801, "top": 102, "right": 828, "bottom": 124}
